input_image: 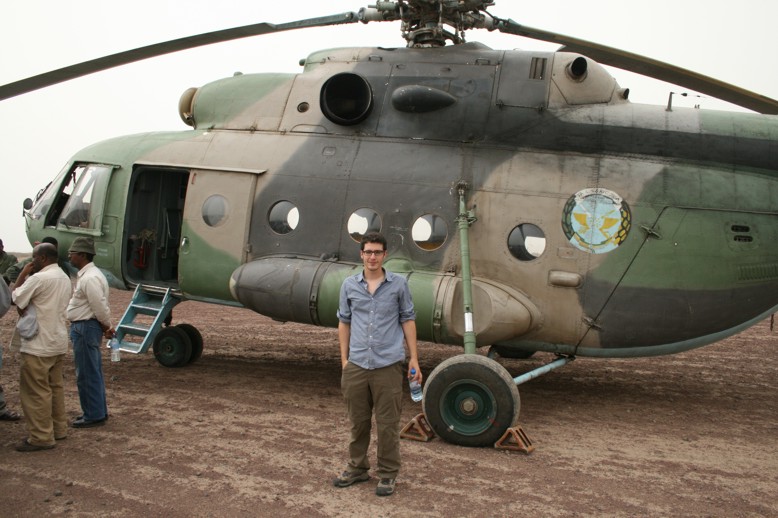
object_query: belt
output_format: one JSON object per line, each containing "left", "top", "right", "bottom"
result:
{"left": 71, "top": 318, "right": 98, "bottom": 324}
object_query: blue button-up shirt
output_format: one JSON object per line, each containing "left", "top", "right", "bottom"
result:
{"left": 337, "top": 269, "right": 416, "bottom": 370}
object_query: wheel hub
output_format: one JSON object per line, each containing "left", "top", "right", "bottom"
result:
{"left": 440, "top": 379, "right": 497, "bottom": 436}
{"left": 459, "top": 397, "right": 478, "bottom": 415}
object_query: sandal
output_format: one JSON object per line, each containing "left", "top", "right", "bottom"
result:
{"left": 0, "top": 410, "right": 21, "bottom": 421}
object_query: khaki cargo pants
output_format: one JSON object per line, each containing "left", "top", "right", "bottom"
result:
{"left": 20, "top": 352, "right": 67, "bottom": 446}
{"left": 341, "top": 361, "right": 403, "bottom": 479}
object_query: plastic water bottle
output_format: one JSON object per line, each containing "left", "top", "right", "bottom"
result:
{"left": 408, "top": 368, "right": 422, "bottom": 402}
{"left": 109, "top": 337, "right": 121, "bottom": 362}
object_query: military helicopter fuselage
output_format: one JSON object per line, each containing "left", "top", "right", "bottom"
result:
{"left": 20, "top": 40, "right": 778, "bottom": 446}
{"left": 27, "top": 42, "right": 778, "bottom": 353}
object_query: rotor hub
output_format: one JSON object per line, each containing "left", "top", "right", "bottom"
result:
{"left": 360, "top": 0, "right": 497, "bottom": 47}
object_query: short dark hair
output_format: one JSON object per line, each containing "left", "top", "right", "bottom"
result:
{"left": 41, "top": 236, "right": 58, "bottom": 247}
{"left": 360, "top": 232, "right": 387, "bottom": 251}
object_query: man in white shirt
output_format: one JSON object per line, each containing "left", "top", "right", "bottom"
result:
{"left": 66, "top": 237, "right": 113, "bottom": 428}
{"left": 11, "top": 243, "right": 72, "bottom": 451}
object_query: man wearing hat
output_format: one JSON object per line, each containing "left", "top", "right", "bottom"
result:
{"left": 66, "top": 237, "right": 114, "bottom": 428}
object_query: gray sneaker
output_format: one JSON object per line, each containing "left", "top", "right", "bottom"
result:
{"left": 375, "top": 478, "right": 396, "bottom": 496}
{"left": 333, "top": 470, "right": 370, "bottom": 488}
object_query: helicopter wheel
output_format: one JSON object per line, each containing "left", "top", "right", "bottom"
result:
{"left": 175, "top": 323, "right": 203, "bottom": 364}
{"left": 488, "top": 345, "right": 536, "bottom": 360}
{"left": 423, "top": 354, "right": 520, "bottom": 447}
{"left": 153, "top": 327, "right": 192, "bottom": 368}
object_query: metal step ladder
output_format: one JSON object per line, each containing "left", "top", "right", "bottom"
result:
{"left": 114, "top": 284, "right": 180, "bottom": 354}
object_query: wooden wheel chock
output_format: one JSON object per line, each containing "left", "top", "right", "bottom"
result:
{"left": 494, "top": 424, "right": 534, "bottom": 454}
{"left": 400, "top": 413, "right": 436, "bottom": 442}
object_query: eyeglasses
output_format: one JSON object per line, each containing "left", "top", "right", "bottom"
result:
{"left": 361, "top": 250, "right": 385, "bottom": 256}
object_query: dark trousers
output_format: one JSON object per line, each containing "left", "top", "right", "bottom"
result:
{"left": 70, "top": 320, "right": 108, "bottom": 421}
{"left": 341, "top": 361, "right": 403, "bottom": 479}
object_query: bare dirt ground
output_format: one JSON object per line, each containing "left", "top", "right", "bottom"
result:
{"left": 0, "top": 287, "right": 776, "bottom": 517}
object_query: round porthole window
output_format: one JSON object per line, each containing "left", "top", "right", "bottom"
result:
{"left": 508, "top": 223, "right": 546, "bottom": 261}
{"left": 347, "top": 208, "right": 381, "bottom": 242}
{"left": 268, "top": 201, "right": 299, "bottom": 235}
{"left": 202, "top": 195, "right": 228, "bottom": 227}
{"left": 412, "top": 214, "right": 447, "bottom": 251}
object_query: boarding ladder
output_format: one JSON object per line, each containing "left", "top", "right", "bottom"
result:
{"left": 114, "top": 284, "right": 180, "bottom": 354}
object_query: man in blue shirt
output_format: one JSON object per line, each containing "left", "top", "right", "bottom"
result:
{"left": 333, "top": 232, "right": 421, "bottom": 497}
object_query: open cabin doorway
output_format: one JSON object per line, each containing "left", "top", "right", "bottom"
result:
{"left": 125, "top": 166, "right": 189, "bottom": 287}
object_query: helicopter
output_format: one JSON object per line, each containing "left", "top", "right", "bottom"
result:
{"left": 3, "top": 1, "right": 778, "bottom": 447}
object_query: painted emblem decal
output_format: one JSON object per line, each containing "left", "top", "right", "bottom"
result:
{"left": 562, "top": 188, "right": 631, "bottom": 254}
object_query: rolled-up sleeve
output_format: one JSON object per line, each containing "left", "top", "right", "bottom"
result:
{"left": 337, "top": 278, "right": 353, "bottom": 323}
{"left": 398, "top": 282, "right": 415, "bottom": 323}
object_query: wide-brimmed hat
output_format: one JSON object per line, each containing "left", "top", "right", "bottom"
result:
{"left": 69, "top": 237, "right": 96, "bottom": 255}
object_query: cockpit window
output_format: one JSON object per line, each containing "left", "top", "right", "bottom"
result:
{"left": 36, "top": 163, "right": 114, "bottom": 235}
{"left": 28, "top": 162, "right": 68, "bottom": 223}
{"left": 57, "top": 164, "right": 113, "bottom": 232}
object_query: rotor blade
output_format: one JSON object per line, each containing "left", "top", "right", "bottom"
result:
{"left": 0, "top": 12, "right": 358, "bottom": 101}
{"left": 495, "top": 19, "right": 778, "bottom": 115}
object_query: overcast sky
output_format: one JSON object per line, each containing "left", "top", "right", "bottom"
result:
{"left": 1, "top": 0, "right": 776, "bottom": 251}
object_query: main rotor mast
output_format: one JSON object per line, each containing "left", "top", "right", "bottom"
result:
{"left": 358, "top": 0, "right": 498, "bottom": 47}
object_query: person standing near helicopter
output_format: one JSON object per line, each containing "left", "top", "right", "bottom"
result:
{"left": 66, "top": 237, "right": 113, "bottom": 428}
{"left": 0, "top": 238, "right": 18, "bottom": 285}
{"left": 0, "top": 275, "right": 21, "bottom": 422}
{"left": 11, "top": 242, "right": 72, "bottom": 450}
{"left": 333, "top": 232, "right": 421, "bottom": 497}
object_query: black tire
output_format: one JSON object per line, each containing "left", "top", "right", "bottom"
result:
{"left": 490, "top": 345, "right": 536, "bottom": 359}
{"left": 176, "top": 323, "right": 203, "bottom": 363}
{"left": 153, "top": 326, "right": 192, "bottom": 368}
{"left": 423, "top": 354, "right": 520, "bottom": 447}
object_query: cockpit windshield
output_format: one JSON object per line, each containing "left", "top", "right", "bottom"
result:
{"left": 31, "top": 162, "right": 114, "bottom": 235}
